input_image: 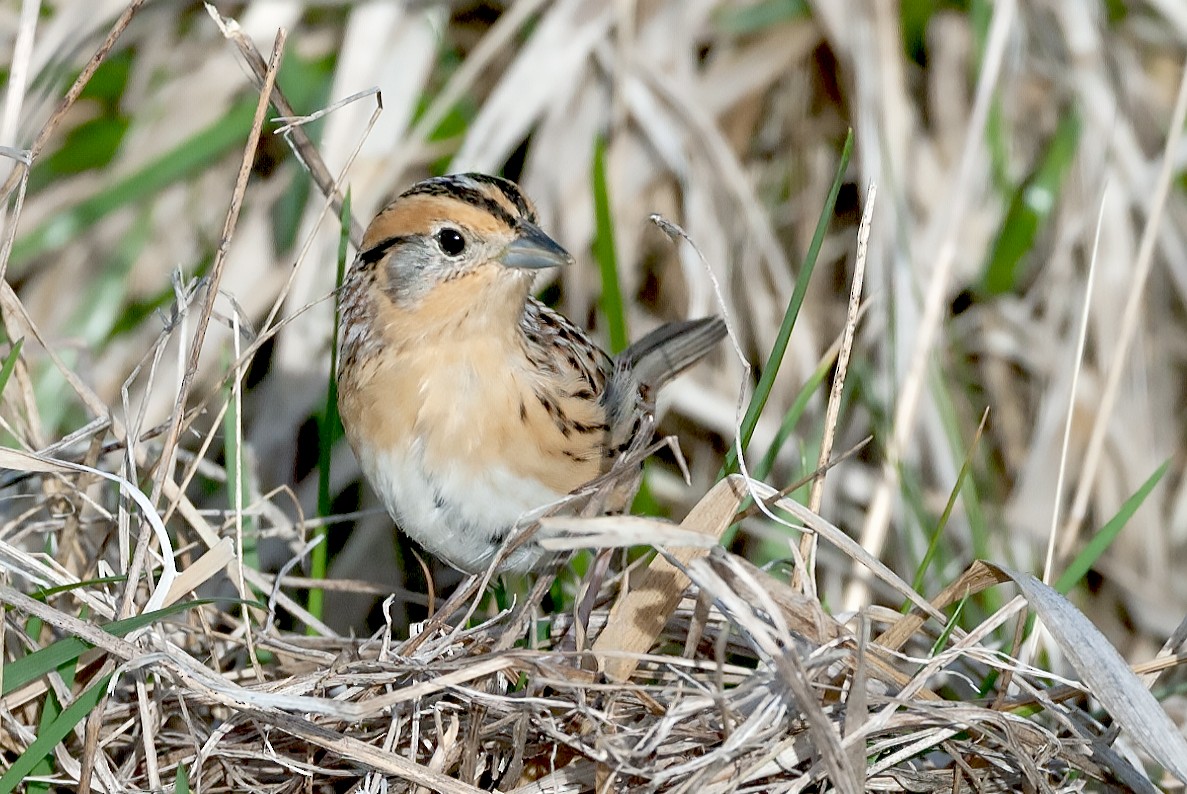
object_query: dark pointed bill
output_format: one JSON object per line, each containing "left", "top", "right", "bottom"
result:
{"left": 499, "top": 221, "right": 573, "bottom": 270}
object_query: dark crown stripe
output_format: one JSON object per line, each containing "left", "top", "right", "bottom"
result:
{"left": 401, "top": 176, "right": 523, "bottom": 230}
{"left": 467, "top": 173, "right": 536, "bottom": 222}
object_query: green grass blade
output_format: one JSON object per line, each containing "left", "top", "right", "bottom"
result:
{"left": 716, "top": 0, "right": 810, "bottom": 35}
{"left": 591, "top": 136, "right": 628, "bottom": 354}
{"left": 1054, "top": 460, "right": 1169, "bottom": 594}
{"left": 32, "top": 576, "right": 126, "bottom": 601}
{"left": 929, "top": 594, "right": 967, "bottom": 658}
{"left": 910, "top": 411, "right": 988, "bottom": 597}
{"left": 0, "top": 338, "right": 25, "bottom": 398}
{"left": 2, "top": 600, "right": 218, "bottom": 697}
{"left": 721, "top": 129, "right": 853, "bottom": 477}
{"left": 996, "top": 461, "right": 1172, "bottom": 686}
{"left": 0, "top": 673, "right": 114, "bottom": 794}
{"left": 927, "top": 366, "right": 998, "bottom": 620}
{"left": 175, "top": 762, "right": 190, "bottom": 794}
{"left": 22, "top": 614, "right": 54, "bottom": 794}
{"left": 980, "top": 110, "right": 1080, "bottom": 296}
{"left": 307, "top": 190, "right": 351, "bottom": 626}
{"left": 900, "top": 0, "right": 936, "bottom": 64}
{"left": 722, "top": 351, "right": 837, "bottom": 549}
{"left": 29, "top": 52, "right": 133, "bottom": 192}
{"left": 24, "top": 609, "right": 82, "bottom": 794}
{"left": 754, "top": 346, "right": 838, "bottom": 481}
{"left": 930, "top": 364, "right": 993, "bottom": 563}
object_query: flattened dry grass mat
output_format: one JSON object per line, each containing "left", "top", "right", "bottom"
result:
{"left": 3, "top": 461, "right": 1187, "bottom": 792}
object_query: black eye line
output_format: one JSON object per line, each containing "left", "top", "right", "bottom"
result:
{"left": 357, "top": 234, "right": 414, "bottom": 268}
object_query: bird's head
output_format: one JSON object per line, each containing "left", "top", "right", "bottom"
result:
{"left": 353, "top": 173, "right": 572, "bottom": 313}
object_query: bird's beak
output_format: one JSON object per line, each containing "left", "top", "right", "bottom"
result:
{"left": 499, "top": 222, "right": 573, "bottom": 270}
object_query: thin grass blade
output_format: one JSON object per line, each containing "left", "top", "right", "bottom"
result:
{"left": 721, "top": 130, "right": 853, "bottom": 477}
{"left": 592, "top": 136, "right": 627, "bottom": 354}
{"left": 0, "top": 673, "right": 114, "bottom": 794}
{"left": 1054, "top": 460, "right": 1169, "bottom": 594}
{"left": 307, "top": 190, "right": 351, "bottom": 625}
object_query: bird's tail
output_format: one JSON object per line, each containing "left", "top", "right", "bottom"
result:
{"left": 599, "top": 316, "right": 727, "bottom": 477}
{"left": 617, "top": 317, "right": 727, "bottom": 392}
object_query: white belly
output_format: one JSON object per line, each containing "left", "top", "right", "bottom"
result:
{"left": 355, "top": 438, "right": 564, "bottom": 573}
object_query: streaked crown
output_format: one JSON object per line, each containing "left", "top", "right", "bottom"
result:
{"left": 350, "top": 173, "right": 571, "bottom": 307}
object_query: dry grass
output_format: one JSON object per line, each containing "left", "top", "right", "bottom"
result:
{"left": 4, "top": 1, "right": 1187, "bottom": 791}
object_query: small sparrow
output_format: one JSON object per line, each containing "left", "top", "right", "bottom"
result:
{"left": 337, "top": 173, "right": 725, "bottom": 573}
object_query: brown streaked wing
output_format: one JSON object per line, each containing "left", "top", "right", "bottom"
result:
{"left": 519, "top": 298, "right": 611, "bottom": 395}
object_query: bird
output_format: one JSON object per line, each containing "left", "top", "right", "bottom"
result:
{"left": 336, "top": 172, "right": 726, "bottom": 574}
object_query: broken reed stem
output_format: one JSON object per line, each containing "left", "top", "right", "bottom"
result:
{"left": 796, "top": 183, "right": 874, "bottom": 595}
{"left": 136, "top": 30, "right": 288, "bottom": 616}
{"left": 214, "top": 5, "right": 364, "bottom": 248}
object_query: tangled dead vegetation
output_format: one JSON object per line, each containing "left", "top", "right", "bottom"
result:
{"left": 3, "top": 459, "right": 1186, "bottom": 791}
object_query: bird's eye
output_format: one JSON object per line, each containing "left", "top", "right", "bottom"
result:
{"left": 435, "top": 227, "right": 466, "bottom": 257}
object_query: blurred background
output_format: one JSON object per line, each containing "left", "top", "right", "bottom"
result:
{"left": 2, "top": 1, "right": 1185, "bottom": 661}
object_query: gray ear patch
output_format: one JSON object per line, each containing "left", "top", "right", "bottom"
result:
{"left": 380, "top": 236, "right": 443, "bottom": 306}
